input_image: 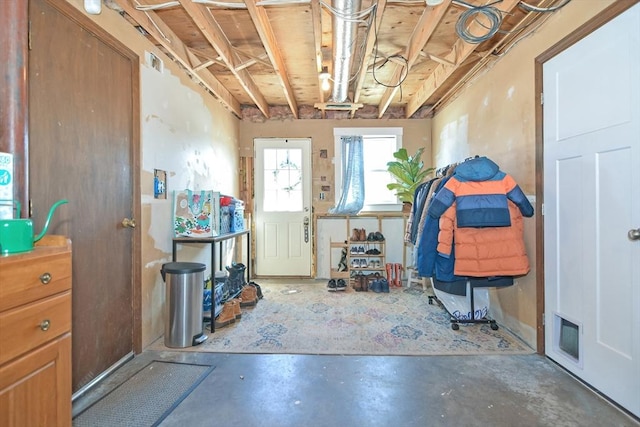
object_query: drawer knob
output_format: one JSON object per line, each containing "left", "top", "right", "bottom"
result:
{"left": 40, "top": 272, "right": 52, "bottom": 284}
{"left": 40, "top": 319, "right": 51, "bottom": 331}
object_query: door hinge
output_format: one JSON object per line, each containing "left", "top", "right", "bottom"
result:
{"left": 541, "top": 203, "right": 545, "bottom": 216}
{"left": 28, "top": 20, "right": 32, "bottom": 50}
{"left": 542, "top": 313, "right": 545, "bottom": 325}
{"left": 540, "top": 92, "right": 544, "bottom": 105}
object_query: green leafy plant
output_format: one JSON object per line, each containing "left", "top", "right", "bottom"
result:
{"left": 386, "top": 147, "right": 434, "bottom": 205}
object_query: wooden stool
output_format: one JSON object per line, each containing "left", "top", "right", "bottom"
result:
{"left": 406, "top": 267, "right": 428, "bottom": 291}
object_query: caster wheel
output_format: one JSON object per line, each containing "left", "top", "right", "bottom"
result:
{"left": 490, "top": 323, "right": 499, "bottom": 331}
{"left": 451, "top": 323, "right": 459, "bottom": 331}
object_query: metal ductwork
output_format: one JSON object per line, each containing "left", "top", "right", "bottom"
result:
{"left": 331, "top": 0, "right": 361, "bottom": 103}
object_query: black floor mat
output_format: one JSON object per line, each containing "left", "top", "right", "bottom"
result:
{"left": 73, "top": 361, "right": 214, "bottom": 427}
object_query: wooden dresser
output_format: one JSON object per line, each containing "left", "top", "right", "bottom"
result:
{"left": 0, "top": 236, "right": 72, "bottom": 427}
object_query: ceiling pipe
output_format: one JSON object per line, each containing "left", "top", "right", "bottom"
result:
{"left": 331, "top": 0, "right": 361, "bottom": 103}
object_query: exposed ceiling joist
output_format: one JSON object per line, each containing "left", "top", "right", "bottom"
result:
{"left": 377, "top": 0, "right": 451, "bottom": 118}
{"left": 310, "top": 0, "right": 326, "bottom": 104}
{"left": 406, "top": 0, "right": 523, "bottom": 117}
{"left": 113, "top": 0, "right": 242, "bottom": 117}
{"left": 351, "top": 0, "right": 387, "bottom": 117}
{"left": 178, "top": 0, "right": 271, "bottom": 118}
{"left": 244, "top": 0, "right": 299, "bottom": 118}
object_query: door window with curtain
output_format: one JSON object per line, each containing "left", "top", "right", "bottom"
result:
{"left": 333, "top": 127, "right": 402, "bottom": 212}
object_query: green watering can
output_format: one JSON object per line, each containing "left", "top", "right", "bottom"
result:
{"left": 0, "top": 199, "right": 69, "bottom": 255}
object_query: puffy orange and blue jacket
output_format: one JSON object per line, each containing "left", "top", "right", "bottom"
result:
{"left": 427, "top": 156, "right": 534, "bottom": 227}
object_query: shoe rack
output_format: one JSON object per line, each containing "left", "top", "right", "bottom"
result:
{"left": 347, "top": 229, "right": 386, "bottom": 288}
{"left": 325, "top": 213, "right": 408, "bottom": 285}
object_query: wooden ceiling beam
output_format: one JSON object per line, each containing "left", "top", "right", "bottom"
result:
{"left": 352, "top": 0, "right": 387, "bottom": 107}
{"left": 406, "top": 0, "right": 523, "bottom": 117}
{"left": 377, "top": 0, "right": 451, "bottom": 118}
{"left": 310, "top": 0, "right": 326, "bottom": 105}
{"left": 178, "top": 0, "right": 271, "bottom": 118}
{"left": 244, "top": 0, "right": 299, "bottom": 118}
{"left": 113, "top": 0, "right": 242, "bottom": 117}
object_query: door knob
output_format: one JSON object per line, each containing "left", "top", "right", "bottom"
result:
{"left": 629, "top": 228, "right": 640, "bottom": 241}
{"left": 122, "top": 218, "right": 137, "bottom": 228}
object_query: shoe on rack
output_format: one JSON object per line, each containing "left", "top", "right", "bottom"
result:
{"left": 351, "top": 228, "right": 361, "bottom": 241}
{"left": 358, "top": 246, "right": 365, "bottom": 254}
{"left": 351, "top": 259, "right": 360, "bottom": 269}
{"left": 359, "top": 229, "right": 367, "bottom": 241}
{"left": 336, "top": 279, "right": 347, "bottom": 291}
{"left": 360, "top": 258, "right": 368, "bottom": 268}
{"left": 374, "top": 231, "right": 385, "bottom": 241}
{"left": 353, "top": 273, "right": 364, "bottom": 291}
{"left": 327, "top": 279, "right": 337, "bottom": 292}
{"left": 367, "top": 232, "right": 376, "bottom": 241}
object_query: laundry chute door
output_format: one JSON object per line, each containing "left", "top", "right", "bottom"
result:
{"left": 543, "top": 4, "right": 640, "bottom": 417}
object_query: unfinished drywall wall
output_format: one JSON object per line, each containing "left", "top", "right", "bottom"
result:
{"left": 64, "top": 0, "right": 241, "bottom": 349}
{"left": 430, "top": 0, "right": 616, "bottom": 350}
{"left": 240, "top": 118, "right": 431, "bottom": 213}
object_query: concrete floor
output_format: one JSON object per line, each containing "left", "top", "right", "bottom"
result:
{"left": 73, "top": 350, "right": 639, "bottom": 427}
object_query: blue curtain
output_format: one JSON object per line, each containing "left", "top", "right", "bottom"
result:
{"left": 330, "top": 135, "right": 364, "bottom": 215}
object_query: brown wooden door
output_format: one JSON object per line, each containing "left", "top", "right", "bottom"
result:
{"left": 28, "top": 0, "right": 140, "bottom": 393}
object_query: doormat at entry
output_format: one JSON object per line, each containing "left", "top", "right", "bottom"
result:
{"left": 73, "top": 361, "right": 214, "bottom": 427}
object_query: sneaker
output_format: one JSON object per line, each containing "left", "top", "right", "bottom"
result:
{"left": 350, "top": 246, "right": 358, "bottom": 254}
{"left": 360, "top": 258, "right": 368, "bottom": 268}
{"left": 327, "top": 279, "right": 337, "bottom": 292}
{"left": 358, "top": 246, "right": 365, "bottom": 254}
{"left": 374, "top": 231, "right": 385, "bottom": 241}
{"left": 351, "top": 259, "right": 360, "bottom": 269}
{"left": 336, "top": 279, "right": 347, "bottom": 291}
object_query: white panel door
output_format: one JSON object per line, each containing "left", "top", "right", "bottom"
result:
{"left": 543, "top": 4, "right": 640, "bottom": 417}
{"left": 254, "top": 138, "right": 312, "bottom": 276}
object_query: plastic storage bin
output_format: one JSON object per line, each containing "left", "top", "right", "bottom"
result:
{"left": 161, "top": 262, "right": 208, "bottom": 348}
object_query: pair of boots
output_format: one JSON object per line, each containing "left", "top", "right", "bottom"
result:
{"left": 214, "top": 298, "right": 242, "bottom": 329}
{"left": 385, "top": 263, "right": 403, "bottom": 287}
{"left": 351, "top": 228, "right": 367, "bottom": 242}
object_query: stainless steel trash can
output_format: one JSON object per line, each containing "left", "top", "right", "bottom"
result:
{"left": 161, "top": 262, "right": 208, "bottom": 348}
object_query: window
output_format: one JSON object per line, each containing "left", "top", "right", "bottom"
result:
{"left": 334, "top": 127, "right": 402, "bottom": 212}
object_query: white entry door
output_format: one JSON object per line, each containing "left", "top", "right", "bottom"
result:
{"left": 543, "top": 4, "right": 640, "bottom": 417}
{"left": 254, "top": 138, "right": 312, "bottom": 276}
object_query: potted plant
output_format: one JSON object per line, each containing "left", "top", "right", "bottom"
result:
{"left": 386, "top": 147, "right": 434, "bottom": 210}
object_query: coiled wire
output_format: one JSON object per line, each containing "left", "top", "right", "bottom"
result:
{"left": 455, "top": 3, "right": 504, "bottom": 44}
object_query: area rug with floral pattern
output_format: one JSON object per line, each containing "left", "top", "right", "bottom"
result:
{"left": 150, "top": 279, "right": 533, "bottom": 356}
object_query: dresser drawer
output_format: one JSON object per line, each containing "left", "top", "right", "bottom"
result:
{"left": 0, "top": 251, "right": 71, "bottom": 311}
{"left": 0, "top": 292, "right": 72, "bottom": 365}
